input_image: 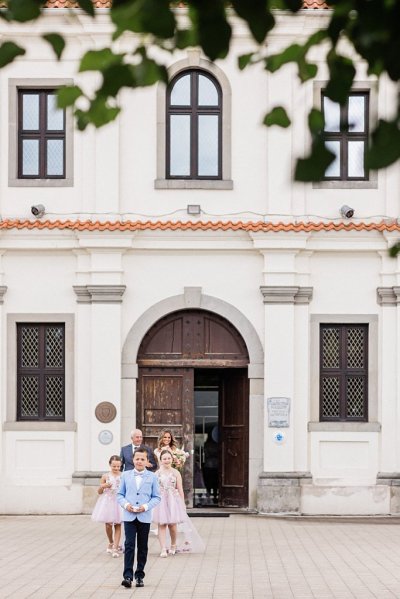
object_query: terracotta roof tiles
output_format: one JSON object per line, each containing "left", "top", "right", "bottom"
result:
{"left": 40, "top": 0, "right": 329, "bottom": 8}
{"left": 302, "top": 0, "right": 329, "bottom": 8}
{"left": 0, "top": 219, "right": 398, "bottom": 233}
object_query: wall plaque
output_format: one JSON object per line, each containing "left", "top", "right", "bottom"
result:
{"left": 98, "top": 430, "right": 113, "bottom": 445}
{"left": 267, "top": 397, "right": 290, "bottom": 428}
{"left": 95, "top": 402, "right": 117, "bottom": 423}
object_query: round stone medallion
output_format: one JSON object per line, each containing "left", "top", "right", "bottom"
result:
{"left": 95, "top": 402, "right": 117, "bottom": 423}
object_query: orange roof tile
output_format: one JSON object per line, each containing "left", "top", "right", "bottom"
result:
{"left": 39, "top": 0, "right": 329, "bottom": 8}
{"left": 302, "top": 0, "right": 329, "bottom": 8}
{"left": 0, "top": 219, "right": 398, "bottom": 232}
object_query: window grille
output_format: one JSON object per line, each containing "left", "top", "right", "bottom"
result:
{"left": 17, "top": 323, "right": 65, "bottom": 421}
{"left": 320, "top": 324, "right": 368, "bottom": 421}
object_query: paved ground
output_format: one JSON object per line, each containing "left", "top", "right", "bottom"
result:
{"left": 2, "top": 514, "right": 400, "bottom": 598}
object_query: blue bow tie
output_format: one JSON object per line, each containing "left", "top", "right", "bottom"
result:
{"left": 134, "top": 471, "right": 144, "bottom": 477}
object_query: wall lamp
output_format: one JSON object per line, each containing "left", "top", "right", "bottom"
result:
{"left": 31, "top": 204, "right": 46, "bottom": 218}
{"left": 340, "top": 205, "right": 354, "bottom": 219}
{"left": 187, "top": 204, "right": 201, "bottom": 216}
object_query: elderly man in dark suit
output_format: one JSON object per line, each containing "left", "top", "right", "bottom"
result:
{"left": 120, "top": 429, "right": 157, "bottom": 472}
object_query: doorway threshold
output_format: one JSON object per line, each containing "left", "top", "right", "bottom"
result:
{"left": 188, "top": 507, "right": 258, "bottom": 517}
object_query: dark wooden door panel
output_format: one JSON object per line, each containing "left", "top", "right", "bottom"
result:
{"left": 138, "top": 367, "right": 193, "bottom": 445}
{"left": 138, "top": 367, "right": 194, "bottom": 503}
{"left": 138, "top": 310, "right": 249, "bottom": 363}
{"left": 220, "top": 369, "right": 248, "bottom": 507}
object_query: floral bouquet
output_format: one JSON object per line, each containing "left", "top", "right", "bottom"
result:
{"left": 172, "top": 447, "right": 190, "bottom": 471}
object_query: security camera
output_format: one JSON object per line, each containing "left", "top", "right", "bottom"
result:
{"left": 31, "top": 204, "right": 45, "bottom": 218}
{"left": 340, "top": 205, "right": 354, "bottom": 219}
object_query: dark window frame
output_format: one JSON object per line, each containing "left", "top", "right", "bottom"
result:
{"left": 319, "top": 323, "right": 368, "bottom": 422}
{"left": 18, "top": 89, "right": 66, "bottom": 179}
{"left": 166, "top": 69, "right": 222, "bottom": 180}
{"left": 322, "top": 91, "right": 369, "bottom": 181}
{"left": 17, "top": 323, "right": 65, "bottom": 421}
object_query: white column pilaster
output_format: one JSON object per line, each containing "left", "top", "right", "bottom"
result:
{"left": 0, "top": 252, "right": 7, "bottom": 484}
{"left": 259, "top": 246, "right": 312, "bottom": 475}
{"left": 73, "top": 246, "right": 127, "bottom": 472}
{"left": 377, "top": 287, "right": 398, "bottom": 473}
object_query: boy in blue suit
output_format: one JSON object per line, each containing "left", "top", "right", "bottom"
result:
{"left": 117, "top": 448, "right": 161, "bottom": 588}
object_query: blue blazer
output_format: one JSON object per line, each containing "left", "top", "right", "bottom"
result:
{"left": 117, "top": 469, "right": 161, "bottom": 523}
{"left": 120, "top": 443, "right": 157, "bottom": 472}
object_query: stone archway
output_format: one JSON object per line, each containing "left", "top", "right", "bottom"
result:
{"left": 121, "top": 288, "right": 264, "bottom": 507}
{"left": 137, "top": 308, "right": 249, "bottom": 507}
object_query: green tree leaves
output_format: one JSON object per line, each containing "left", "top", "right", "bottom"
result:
{"left": 188, "top": 0, "right": 231, "bottom": 60}
{"left": 367, "top": 119, "right": 400, "bottom": 169}
{"left": 263, "top": 106, "right": 291, "bottom": 128}
{"left": 232, "top": 0, "right": 275, "bottom": 44}
{"left": 43, "top": 34, "right": 65, "bottom": 60}
{"left": 0, "top": 0, "right": 399, "bottom": 182}
{"left": 112, "top": 0, "right": 176, "bottom": 39}
{"left": 0, "top": 42, "right": 25, "bottom": 68}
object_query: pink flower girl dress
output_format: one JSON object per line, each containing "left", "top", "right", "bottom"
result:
{"left": 152, "top": 470, "right": 205, "bottom": 553}
{"left": 91, "top": 472, "right": 123, "bottom": 524}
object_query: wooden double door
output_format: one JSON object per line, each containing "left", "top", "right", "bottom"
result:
{"left": 136, "top": 310, "right": 249, "bottom": 507}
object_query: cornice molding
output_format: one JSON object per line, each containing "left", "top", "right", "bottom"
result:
{"left": 73, "top": 284, "right": 126, "bottom": 304}
{"left": 376, "top": 287, "right": 400, "bottom": 305}
{"left": 260, "top": 286, "right": 313, "bottom": 305}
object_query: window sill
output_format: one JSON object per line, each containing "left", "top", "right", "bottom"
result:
{"left": 3, "top": 421, "right": 77, "bottom": 431}
{"left": 312, "top": 178, "right": 377, "bottom": 190}
{"left": 9, "top": 177, "right": 73, "bottom": 188}
{"left": 308, "top": 421, "right": 381, "bottom": 432}
{"left": 155, "top": 179, "right": 233, "bottom": 190}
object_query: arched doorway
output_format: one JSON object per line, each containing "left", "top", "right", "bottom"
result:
{"left": 137, "top": 309, "right": 249, "bottom": 507}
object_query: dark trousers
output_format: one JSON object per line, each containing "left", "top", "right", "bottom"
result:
{"left": 123, "top": 519, "right": 150, "bottom": 581}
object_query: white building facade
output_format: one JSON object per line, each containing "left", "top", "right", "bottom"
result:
{"left": 1, "top": 6, "right": 400, "bottom": 515}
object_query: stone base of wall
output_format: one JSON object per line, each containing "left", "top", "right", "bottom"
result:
{"left": 377, "top": 473, "right": 400, "bottom": 514}
{"left": 257, "top": 472, "right": 312, "bottom": 514}
{"left": 72, "top": 471, "right": 102, "bottom": 514}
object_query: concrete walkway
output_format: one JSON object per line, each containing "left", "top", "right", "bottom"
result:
{"left": 1, "top": 514, "right": 400, "bottom": 598}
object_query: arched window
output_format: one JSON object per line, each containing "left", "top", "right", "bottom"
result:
{"left": 166, "top": 69, "right": 222, "bottom": 180}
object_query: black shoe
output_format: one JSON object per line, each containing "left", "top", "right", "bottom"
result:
{"left": 135, "top": 578, "right": 144, "bottom": 587}
{"left": 121, "top": 578, "right": 132, "bottom": 588}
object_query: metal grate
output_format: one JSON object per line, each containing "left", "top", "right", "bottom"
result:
{"left": 17, "top": 323, "right": 65, "bottom": 421}
{"left": 20, "top": 376, "right": 39, "bottom": 417}
{"left": 320, "top": 324, "right": 368, "bottom": 421}
{"left": 46, "top": 326, "right": 64, "bottom": 368}
{"left": 322, "top": 377, "right": 340, "bottom": 418}
{"left": 45, "top": 376, "right": 64, "bottom": 417}
{"left": 21, "top": 327, "right": 39, "bottom": 368}
{"left": 346, "top": 377, "right": 365, "bottom": 418}
{"left": 346, "top": 327, "right": 365, "bottom": 369}
{"left": 322, "top": 328, "right": 340, "bottom": 368}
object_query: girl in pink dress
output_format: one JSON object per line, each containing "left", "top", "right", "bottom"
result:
{"left": 91, "top": 455, "right": 123, "bottom": 558}
{"left": 152, "top": 449, "right": 205, "bottom": 556}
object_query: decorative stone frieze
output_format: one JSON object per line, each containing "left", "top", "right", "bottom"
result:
{"left": 260, "top": 286, "right": 313, "bottom": 304}
{"left": 0, "top": 286, "right": 8, "bottom": 304}
{"left": 73, "top": 285, "right": 126, "bottom": 304}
